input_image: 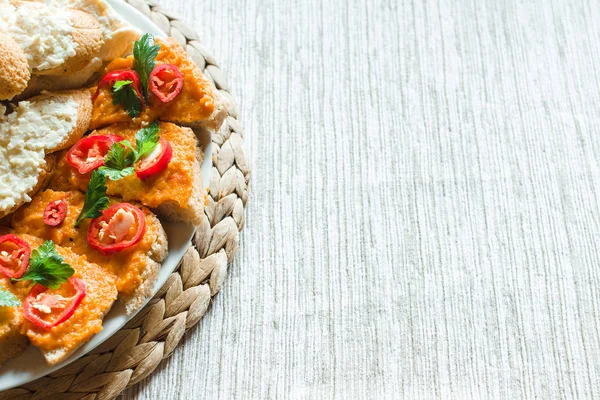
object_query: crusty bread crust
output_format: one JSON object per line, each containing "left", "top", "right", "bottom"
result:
{"left": 0, "top": 315, "right": 28, "bottom": 367}
{"left": 0, "top": 32, "right": 30, "bottom": 100}
{"left": 0, "top": 328, "right": 28, "bottom": 367}
{"left": 27, "top": 89, "right": 93, "bottom": 152}
{"left": 0, "top": 154, "right": 55, "bottom": 219}
{"left": 119, "top": 213, "right": 168, "bottom": 314}
{"left": 29, "top": 154, "right": 56, "bottom": 204}
{"left": 13, "top": 57, "right": 102, "bottom": 101}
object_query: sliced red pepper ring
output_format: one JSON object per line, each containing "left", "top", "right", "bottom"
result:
{"left": 43, "top": 199, "right": 68, "bottom": 227}
{"left": 135, "top": 137, "right": 173, "bottom": 180}
{"left": 66, "top": 134, "right": 123, "bottom": 174}
{"left": 92, "top": 70, "right": 144, "bottom": 102}
{"left": 148, "top": 64, "right": 184, "bottom": 102}
{"left": 0, "top": 234, "right": 31, "bottom": 279}
{"left": 23, "top": 277, "right": 86, "bottom": 329}
{"left": 87, "top": 203, "right": 146, "bottom": 255}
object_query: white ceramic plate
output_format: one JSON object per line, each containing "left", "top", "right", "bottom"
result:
{"left": 0, "top": 0, "right": 211, "bottom": 390}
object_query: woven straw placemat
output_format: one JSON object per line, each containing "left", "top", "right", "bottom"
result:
{"left": 0, "top": 1, "right": 249, "bottom": 398}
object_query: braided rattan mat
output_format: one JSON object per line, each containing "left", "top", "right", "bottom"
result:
{"left": 0, "top": 1, "right": 249, "bottom": 398}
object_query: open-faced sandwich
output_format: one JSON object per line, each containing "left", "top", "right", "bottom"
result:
{"left": 0, "top": 0, "right": 224, "bottom": 367}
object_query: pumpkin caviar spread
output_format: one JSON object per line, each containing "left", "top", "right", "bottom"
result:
{"left": 52, "top": 122, "right": 198, "bottom": 212}
{"left": 90, "top": 37, "right": 216, "bottom": 130}
{"left": 10, "top": 190, "right": 162, "bottom": 296}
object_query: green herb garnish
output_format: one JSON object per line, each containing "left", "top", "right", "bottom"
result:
{"left": 134, "top": 121, "right": 160, "bottom": 161}
{"left": 99, "top": 140, "right": 136, "bottom": 180}
{"left": 74, "top": 170, "right": 110, "bottom": 227}
{"left": 12, "top": 241, "right": 74, "bottom": 289}
{"left": 133, "top": 33, "right": 160, "bottom": 100}
{"left": 112, "top": 80, "right": 142, "bottom": 118}
{"left": 98, "top": 121, "right": 160, "bottom": 181}
{"left": 0, "top": 288, "right": 20, "bottom": 307}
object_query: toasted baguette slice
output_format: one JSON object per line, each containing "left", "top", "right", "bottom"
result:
{"left": 51, "top": 122, "right": 206, "bottom": 226}
{"left": 0, "top": 154, "right": 55, "bottom": 219}
{"left": 25, "top": 89, "right": 93, "bottom": 152}
{"left": 90, "top": 37, "right": 227, "bottom": 132}
{"left": 0, "top": 308, "right": 28, "bottom": 367}
{"left": 6, "top": 1, "right": 104, "bottom": 77}
{"left": 13, "top": 58, "right": 103, "bottom": 101}
{"left": 0, "top": 89, "right": 92, "bottom": 218}
{"left": 13, "top": 234, "right": 118, "bottom": 366}
{"left": 33, "top": 8, "right": 104, "bottom": 76}
{"left": 0, "top": 32, "right": 30, "bottom": 100}
{"left": 10, "top": 190, "right": 168, "bottom": 314}
{"left": 0, "top": 278, "right": 30, "bottom": 367}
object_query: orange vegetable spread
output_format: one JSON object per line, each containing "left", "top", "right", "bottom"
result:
{"left": 90, "top": 37, "right": 217, "bottom": 130}
{"left": 0, "top": 276, "right": 29, "bottom": 342}
{"left": 0, "top": 228, "right": 31, "bottom": 346}
{"left": 51, "top": 122, "right": 198, "bottom": 212}
{"left": 10, "top": 190, "right": 162, "bottom": 296}
{"left": 16, "top": 234, "right": 118, "bottom": 353}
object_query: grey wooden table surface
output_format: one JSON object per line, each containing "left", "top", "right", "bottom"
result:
{"left": 123, "top": 0, "right": 600, "bottom": 398}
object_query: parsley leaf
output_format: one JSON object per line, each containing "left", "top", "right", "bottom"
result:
{"left": 104, "top": 140, "right": 136, "bottom": 169}
{"left": 0, "top": 287, "right": 20, "bottom": 307}
{"left": 134, "top": 121, "right": 160, "bottom": 162}
{"left": 112, "top": 80, "right": 142, "bottom": 118}
{"left": 13, "top": 241, "right": 74, "bottom": 289}
{"left": 98, "top": 140, "right": 137, "bottom": 181}
{"left": 97, "top": 122, "right": 160, "bottom": 181}
{"left": 113, "top": 80, "right": 133, "bottom": 90}
{"left": 133, "top": 33, "right": 160, "bottom": 100}
{"left": 99, "top": 166, "right": 135, "bottom": 181}
{"left": 75, "top": 170, "right": 109, "bottom": 227}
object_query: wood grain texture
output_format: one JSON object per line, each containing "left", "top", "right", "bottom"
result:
{"left": 123, "top": 0, "right": 600, "bottom": 398}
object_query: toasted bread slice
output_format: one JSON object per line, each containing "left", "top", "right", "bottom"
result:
{"left": 10, "top": 190, "right": 168, "bottom": 314}
{"left": 0, "top": 154, "right": 55, "bottom": 219}
{"left": 0, "top": 278, "right": 30, "bottom": 367}
{"left": 5, "top": 1, "right": 104, "bottom": 77}
{"left": 12, "top": 234, "right": 118, "bottom": 366}
{"left": 90, "top": 37, "right": 227, "bottom": 132}
{"left": 33, "top": 8, "right": 104, "bottom": 76}
{"left": 0, "top": 310, "right": 28, "bottom": 367}
{"left": 13, "top": 57, "right": 103, "bottom": 101}
{"left": 51, "top": 122, "right": 206, "bottom": 225}
{"left": 0, "top": 89, "right": 92, "bottom": 218}
{"left": 25, "top": 89, "right": 93, "bottom": 152}
{"left": 0, "top": 32, "right": 30, "bottom": 100}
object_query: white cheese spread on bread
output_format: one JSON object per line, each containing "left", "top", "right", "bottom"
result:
{"left": 0, "top": 97, "right": 78, "bottom": 211}
{"left": 0, "top": 0, "right": 77, "bottom": 71}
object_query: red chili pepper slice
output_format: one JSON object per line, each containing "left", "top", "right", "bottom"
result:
{"left": 135, "top": 137, "right": 173, "bottom": 180}
{"left": 148, "top": 64, "right": 184, "bottom": 102}
{"left": 23, "top": 277, "right": 86, "bottom": 329}
{"left": 87, "top": 203, "right": 146, "bottom": 255}
{"left": 0, "top": 234, "right": 31, "bottom": 279}
{"left": 92, "top": 70, "right": 144, "bottom": 102}
{"left": 43, "top": 199, "right": 68, "bottom": 227}
{"left": 66, "top": 134, "right": 123, "bottom": 175}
